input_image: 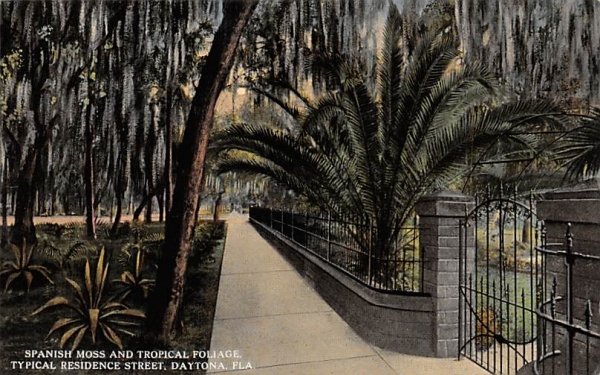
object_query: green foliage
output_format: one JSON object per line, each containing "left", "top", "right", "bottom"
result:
{"left": 0, "top": 49, "right": 22, "bottom": 117}
{"left": 31, "top": 248, "right": 145, "bottom": 349}
{"left": 37, "top": 234, "right": 94, "bottom": 270}
{"left": 95, "top": 219, "right": 113, "bottom": 239}
{"left": 190, "top": 222, "right": 225, "bottom": 264}
{"left": 0, "top": 242, "right": 53, "bottom": 292}
{"left": 476, "top": 308, "right": 499, "bottom": 349}
{"left": 112, "top": 221, "right": 133, "bottom": 239}
{"left": 556, "top": 107, "right": 600, "bottom": 180}
{"left": 0, "top": 49, "right": 22, "bottom": 79}
{"left": 112, "top": 227, "right": 162, "bottom": 303}
{"left": 118, "top": 231, "right": 163, "bottom": 268}
{"left": 38, "top": 222, "right": 83, "bottom": 240}
{"left": 215, "top": 5, "right": 564, "bottom": 258}
{"left": 114, "top": 247, "right": 155, "bottom": 304}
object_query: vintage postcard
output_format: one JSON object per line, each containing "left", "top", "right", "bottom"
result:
{"left": 0, "top": 0, "right": 598, "bottom": 374}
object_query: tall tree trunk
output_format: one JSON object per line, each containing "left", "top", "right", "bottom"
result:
{"left": 111, "top": 136, "right": 127, "bottom": 234}
{"left": 145, "top": 104, "right": 159, "bottom": 223}
{"left": 84, "top": 90, "right": 96, "bottom": 239}
{"left": 12, "top": 74, "right": 48, "bottom": 246}
{"left": 49, "top": 173, "right": 56, "bottom": 216}
{"left": 11, "top": 148, "right": 39, "bottom": 246}
{"left": 112, "top": 198, "right": 122, "bottom": 233}
{"left": 147, "top": 0, "right": 258, "bottom": 342}
{"left": 165, "top": 94, "right": 173, "bottom": 217}
{"left": 157, "top": 192, "right": 164, "bottom": 223}
{"left": 164, "top": 5, "right": 175, "bottom": 217}
{"left": 133, "top": 180, "right": 165, "bottom": 221}
{"left": 2, "top": 157, "right": 9, "bottom": 246}
{"left": 213, "top": 192, "right": 223, "bottom": 222}
{"left": 111, "top": 26, "right": 127, "bottom": 235}
{"left": 522, "top": 217, "right": 530, "bottom": 243}
{"left": 111, "top": 132, "right": 127, "bottom": 234}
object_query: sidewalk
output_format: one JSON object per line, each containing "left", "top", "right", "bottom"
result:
{"left": 209, "top": 213, "right": 486, "bottom": 374}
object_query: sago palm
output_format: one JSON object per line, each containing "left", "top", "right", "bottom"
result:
{"left": 214, "top": 6, "right": 563, "bottom": 262}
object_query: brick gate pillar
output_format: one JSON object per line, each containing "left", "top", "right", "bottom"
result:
{"left": 415, "top": 191, "right": 475, "bottom": 358}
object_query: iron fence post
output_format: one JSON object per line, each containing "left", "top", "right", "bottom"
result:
{"left": 290, "top": 206, "right": 294, "bottom": 241}
{"left": 327, "top": 210, "right": 331, "bottom": 261}
{"left": 305, "top": 211, "right": 309, "bottom": 248}
{"left": 565, "top": 223, "right": 574, "bottom": 375}
{"left": 367, "top": 215, "right": 373, "bottom": 285}
{"left": 458, "top": 219, "right": 463, "bottom": 360}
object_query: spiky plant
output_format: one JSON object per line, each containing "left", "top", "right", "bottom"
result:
{"left": 113, "top": 248, "right": 155, "bottom": 302}
{"left": 214, "top": 5, "right": 564, "bottom": 268}
{"left": 118, "top": 232, "right": 163, "bottom": 268}
{"left": 0, "top": 242, "right": 53, "bottom": 292}
{"left": 31, "top": 248, "right": 145, "bottom": 349}
{"left": 556, "top": 107, "right": 600, "bottom": 180}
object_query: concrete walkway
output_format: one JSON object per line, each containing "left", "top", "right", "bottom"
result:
{"left": 209, "top": 213, "right": 486, "bottom": 374}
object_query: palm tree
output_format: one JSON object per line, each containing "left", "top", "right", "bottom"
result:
{"left": 214, "top": 6, "right": 563, "bottom": 262}
{"left": 557, "top": 107, "right": 600, "bottom": 180}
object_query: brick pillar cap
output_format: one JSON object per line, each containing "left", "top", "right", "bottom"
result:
{"left": 417, "top": 190, "right": 473, "bottom": 203}
{"left": 415, "top": 190, "right": 475, "bottom": 217}
{"left": 543, "top": 178, "right": 600, "bottom": 200}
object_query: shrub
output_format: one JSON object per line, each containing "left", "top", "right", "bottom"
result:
{"left": 37, "top": 236, "right": 94, "bottom": 270}
{"left": 190, "top": 222, "right": 225, "bottom": 264}
{"left": 113, "top": 248, "right": 155, "bottom": 304}
{"left": 31, "top": 248, "right": 145, "bottom": 349}
{"left": 476, "top": 307, "right": 499, "bottom": 350}
{"left": 0, "top": 242, "right": 53, "bottom": 292}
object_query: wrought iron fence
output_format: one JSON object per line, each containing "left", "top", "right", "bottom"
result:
{"left": 534, "top": 223, "right": 600, "bottom": 375}
{"left": 249, "top": 206, "right": 423, "bottom": 293}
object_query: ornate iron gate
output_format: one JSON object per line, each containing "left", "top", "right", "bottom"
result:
{"left": 534, "top": 223, "right": 600, "bottom": 375}
{"left": 458, "top": 188, "right": 540, "bottom": 374}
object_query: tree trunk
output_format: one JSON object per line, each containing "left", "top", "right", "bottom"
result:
{"left": 111, "top": 198, "right": 122, "bottom": 234}
{"left": 145, "top": 104, "right": 159, "bottom": 223}
{"left": 147, "top": 0, "right": 258, "bottom": 342}
{"left": 522, "top": 217, "right": 530, "bottom": 243}
{"left": 2, "top": 157, "right": 9, "bottom": 246}
{"left": 164, "top": 13, "right": 175, "bottom": 218}
{"left": 145, "top": 196, "right": 153, "bottom": 223}
{"left": 111, "top": 153, "right": 126, "bottom": 235}
{"left": 84, "top": 90, "right": 96, "bottom": 239}
{"left": 165, "top": 94, "right": 173, "bottom": 217}
{"left": 111, "top": 146, "right": 126, "bottom": 234}
{"left": 213, "top": 192, "right": 223, "bottom": 222}
{"left": 133, "top": 180, "right": 165, "bottom": 221}
{"left": 133, "top": 197, "right": 147, "bottom": 222}
{"left": 111, "top": 56, "right": 127, "bottom": 235}
{"left": 11, "top": 148, "right": 38, "bottom": 246}
{"left": 157, "top": 192, "right": 164, "bottom": 223}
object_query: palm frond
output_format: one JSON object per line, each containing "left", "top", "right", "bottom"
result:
{"left": 214, "top": 3, "right": 564, "bottom": 263}
{"left": 554, "top": 108, "right": 600, "bottom": 180}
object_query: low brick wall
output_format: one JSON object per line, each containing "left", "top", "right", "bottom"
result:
{"left": 251, "top": 219, "right": 436, "bottom": 356}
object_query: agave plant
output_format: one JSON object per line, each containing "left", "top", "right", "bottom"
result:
{"left": 0, "top": 242, "right": 53, "bottom": 292}
{"left": 113, "top": 247, "right": 155, "bottom": 302}
{"left": 214, "top": 5, "right": 564, "bottom": 263}
{"left": 31, "top": 248, "right": 145, "bottom": 349}
{"left": 117, "top": 231, "right": 163, "bottom": 267}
